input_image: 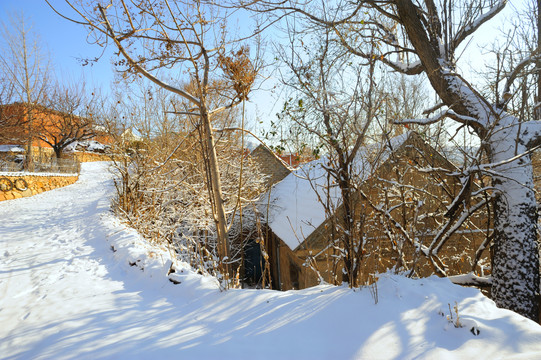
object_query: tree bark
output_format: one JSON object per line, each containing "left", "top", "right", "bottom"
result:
{"left": 24, "top": 107, "right": 34, "bottom": 172}
{"left": 54, "top": 147, "right": 62, "bottom": 159}
{"left": 534, "top": 0, "right": 541, "bottom": 120}
{"left": 394, "top": 0, "right": 488, "bottom": 135}
{"left": 489, "top": 118, "right": 540, "bottom": 321}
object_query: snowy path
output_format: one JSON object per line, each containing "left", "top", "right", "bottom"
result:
{"left": 0, "top": 163, "right": 132, "bottom": 358}
{"left": 2, "top": 162, "right": 541, "bottom": 360}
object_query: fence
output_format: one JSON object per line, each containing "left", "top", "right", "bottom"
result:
{"left": 0, "top": 156, "right": 80, "bottom": 174}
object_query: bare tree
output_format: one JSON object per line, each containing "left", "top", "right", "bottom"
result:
{"left": 274, "top": 21, "right": 385, "bottom": 285}
{"left": 0, "top": 12, "right": 50, "bottom": 169}
{"left": 240, "top": 0, "right": 541, "bottom": 320}
{"left": 48, "top": 0, "right": 260, "bottom": 280}
{"left": 101, "top": 86, "right": 267, "bottom": 284}
{"left": 0, "top": 80, "right": 17, "bottom": 142}
{"left": 36, "top": 82, "right": 98, "bottom": 159}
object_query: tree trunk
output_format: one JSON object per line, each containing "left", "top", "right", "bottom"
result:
{"left": 489, "top": 117, "right": 540, "bottom": 321}
{"left": 201, "top": 111, "right": 231, "bottom": 279}
{"left": 534, "top": 0, "right": 541, "bottom": 120}
{"left": 25, "top": 108, "right": 34, "bottom": 172}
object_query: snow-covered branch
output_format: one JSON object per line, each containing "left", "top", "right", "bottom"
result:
{"left": 472, "top": 233, "right": 493, "bottom": 273}
{"left": 431, "top": 197, "right": 492, "bottom": 254}
{"left": 501, "top": 49, "right": 541, "bottom": 103}
{"left": 448, "top": 273, "right": 492, "bottom": 287}
{"left": 517, "top": 121, "right": 541, "bottom": 150}
{"left": 452, "top": 0, "right": 507, "bottom": 49}
{"left": 383, "top": 58, "right": 424, "bottom": 75}
{"left": 422, "top": 102, "right": 445, "bottom": 116}
{"left": 394, "top": 109, "right": 484, "bottom": 129}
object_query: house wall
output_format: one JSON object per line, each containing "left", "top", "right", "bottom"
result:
{"left": 532, "top": 151, "right": 541, "bottom": 204}
{"left": 1, "top": 104, "right": 28, "bottom": 145}
{"left": 30, "top": 146, "right": 111, "bottom": 162}
{"left": 1, "top": 103, "right": 113, "bottom": 151}
{"left": 1, "top": 103, "right": 67, "bottom": 148}
{"left": 75, "top": 152, "right": 112, "bottom": 162}
{"left": 264, "top": 227, "right": 319, "bottom": 290}
{"left": 359, "top": 139, "right": 490, "bottom": 279}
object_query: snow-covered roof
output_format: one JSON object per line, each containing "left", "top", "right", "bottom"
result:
{"left": 121, "top": 128, "right": 143, "bottom": 142}
{"left": 0, "top": 145, "right": 25, "bottom": 153}
{"left": 65, "top": 140, "right": 109, "bottom": 153}
{"left": 266, "top": 132, "right": 412, "bottom": 250}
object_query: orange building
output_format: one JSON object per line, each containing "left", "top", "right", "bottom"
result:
{"left": 0, "top": 102, "right": 112, "bottom": 156}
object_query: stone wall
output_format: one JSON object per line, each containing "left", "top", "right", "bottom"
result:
{"left": 0, "top": 174, "right": 78, "bottom": 202}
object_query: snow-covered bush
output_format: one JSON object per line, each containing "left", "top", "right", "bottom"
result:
{"left": 110, "top": 128, "right": 268, "bottom": 286}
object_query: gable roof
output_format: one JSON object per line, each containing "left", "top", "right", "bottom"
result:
{"left": 250, "top": 144, "right": 292, "bottom": 187}
{"left": 265, "top": 132, "right": 448, "bottom": 250}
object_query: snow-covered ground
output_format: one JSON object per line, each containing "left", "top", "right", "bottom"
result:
{"left": 1, "top": 162, "right": 541, "bottom": 360}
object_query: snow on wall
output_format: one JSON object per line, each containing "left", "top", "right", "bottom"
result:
{"left": 266, "top": 132, "right": 411, "bottom": 250}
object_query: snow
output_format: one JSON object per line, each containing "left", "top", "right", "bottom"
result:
{"left": 64, "top": 140, "right": 108, "bottom": 153}
{"left": 1, "top": 161, "right": 541, "bottom": 359}
{"left": 267, "top": 132, "right": 411, "bottom": 250}
{"left": 266, "top": 158, "right": 342, "bottom": 250}
{"left": 0, "top": 171, "right": 78, "bottom": 177}
{"left": 387, "top": 59, "right": 422, "bottom": 73}
{"left": 0, "top": 144, "right": 25, "bottom": 153}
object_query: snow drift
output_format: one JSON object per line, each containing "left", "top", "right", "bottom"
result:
{"left": 1, "top": 162, "right": 540, "bottom": 359}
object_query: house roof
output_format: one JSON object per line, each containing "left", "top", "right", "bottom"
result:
{"left": 0, "top": 145, "right": 25, "bottom": 153}
{"left": 121, "top": 128, "right": 143, "bottom": 142}
{"left": 250, "top": 144, "right": 293, "bottom": 187}
{"left": 265, "top": 132, "right": 414, "bottom": 250}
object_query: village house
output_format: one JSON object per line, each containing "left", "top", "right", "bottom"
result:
{"left": 0, "top": 102, "right": 112, "bottom": 162}
{"left": 249, "top": 132, "right": 491, "bottom": 290}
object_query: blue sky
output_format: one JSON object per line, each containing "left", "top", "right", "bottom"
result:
{"left": 0, "top": 1, "right": 520, "bottom": 87}
{"left": 0, "top": 0, "right": 116, "bottom": 90}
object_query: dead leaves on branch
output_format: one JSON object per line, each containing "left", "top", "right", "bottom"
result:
{"left": 218, "top": 46, "right": 257, "bottom": 101}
